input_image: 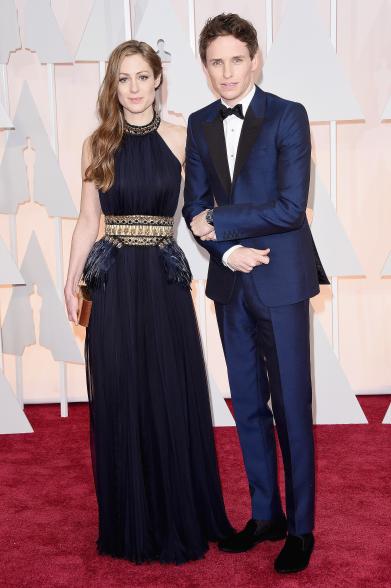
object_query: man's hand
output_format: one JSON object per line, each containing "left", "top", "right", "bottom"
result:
{"left": 190, "top": 210, "right": 214, "bottom": 238}
{"left": 227, "top": 247, "right": 271, "bottom": 273}
{"left": 201, "top": 229, "right": 216, "bottom": 241}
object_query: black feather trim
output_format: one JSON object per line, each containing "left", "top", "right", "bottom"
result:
{"left": 81, "top": 237, "right": 121, "bottom": 290}
{"left": 159, "top": 239, "right": 192, "bottom": 289}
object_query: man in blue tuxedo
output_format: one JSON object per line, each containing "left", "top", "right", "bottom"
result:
{"left": 183, "top": 14, "right": 329, "bottom": 574}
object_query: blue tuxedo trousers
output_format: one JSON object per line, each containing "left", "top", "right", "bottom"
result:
{"left": 215, "top": 273, "right": 315, "bottom": 535}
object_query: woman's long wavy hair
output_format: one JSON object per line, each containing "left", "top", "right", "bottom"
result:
{"left": 84, "top": 40, "right": 163, "bottom": 192}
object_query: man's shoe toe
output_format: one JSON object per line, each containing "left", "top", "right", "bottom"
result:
{"left": 218, "top": 517, "right": 287, "bottom": 553}
{"left": 274, "top": 533, "right": 314, "bottom": 573}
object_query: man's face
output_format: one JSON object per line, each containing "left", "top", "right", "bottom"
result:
{"left": 204, "top": 35, "right": 258, "bottom": 106}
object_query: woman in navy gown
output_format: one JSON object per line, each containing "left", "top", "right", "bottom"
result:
{"left": 64, "top": 40, "right": 233, "bottom": 564}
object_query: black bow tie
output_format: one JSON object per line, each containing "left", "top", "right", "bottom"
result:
{"left": 220, "top": 103, "right": 244, "bottom": 121}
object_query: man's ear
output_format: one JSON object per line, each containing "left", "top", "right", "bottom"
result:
{"left": 251, "top": 52, "right": 259, "bottom": 72}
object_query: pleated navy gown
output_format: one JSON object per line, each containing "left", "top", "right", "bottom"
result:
{"left": 84, "top": 124, "right": 233, "bottom": 564}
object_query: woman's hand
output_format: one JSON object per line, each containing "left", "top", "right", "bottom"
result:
{"left": 190, "top": 210, "right": 215, "bottom": 238}
{"left": 64, "top": 285, "right": 80, "bottom": 325}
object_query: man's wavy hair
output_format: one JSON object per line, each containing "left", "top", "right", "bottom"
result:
{"left": 199, "top": 13, "right": 259, "bottom": 65}
{"left": 84, "top": 40, "right": 162, "bottom": 192}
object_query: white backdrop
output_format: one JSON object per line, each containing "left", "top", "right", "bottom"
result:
{"left": 0, "top": 0, "right": 390, "bottom": 431}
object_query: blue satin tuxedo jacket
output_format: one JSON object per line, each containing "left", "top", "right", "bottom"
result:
{"left": 183, "top": 85, "right": 328, "bottom": 305}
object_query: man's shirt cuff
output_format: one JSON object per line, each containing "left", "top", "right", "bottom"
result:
{"left": 222, "top": 245, "right": 243, "bottom": 271}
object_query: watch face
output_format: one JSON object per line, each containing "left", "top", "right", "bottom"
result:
{"left": 206, "top": 210, "right": 214, "bottom": 225}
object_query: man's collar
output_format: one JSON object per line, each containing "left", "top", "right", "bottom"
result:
{"left": 220, "top": 84, "right": 256, "bottom": 116}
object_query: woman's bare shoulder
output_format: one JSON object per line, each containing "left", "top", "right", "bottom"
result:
{"left": 159, "top": 120, "right": 186, "bottom": 141}
{"left": 158, "top": 120, "right": 187, "bottom": 165}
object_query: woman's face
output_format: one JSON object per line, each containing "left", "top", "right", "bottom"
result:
{"left": 117, "top": 53, "right": 160, "bottom": 115}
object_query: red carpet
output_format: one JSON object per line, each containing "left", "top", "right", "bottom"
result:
{"left": 0, "top": 396, "right": 390, "bottom": 588}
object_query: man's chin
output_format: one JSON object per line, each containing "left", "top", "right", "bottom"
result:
{"left": 219, "top": 86, "right": 245, "bottom": 103}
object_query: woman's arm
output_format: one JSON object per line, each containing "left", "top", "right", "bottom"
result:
{"left": 64, "top": 137, "right": 102, "bottom": 324}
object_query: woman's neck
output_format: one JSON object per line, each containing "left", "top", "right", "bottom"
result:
{"left": 124, "top": 106, "right": 154, "bottom": 126}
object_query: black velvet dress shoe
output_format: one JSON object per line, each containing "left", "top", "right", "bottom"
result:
{"left": 274, "top": 533, "right": 314, "bottom": 573}
{"left": 218, "top": 517, "right": 287, "bottom": 553}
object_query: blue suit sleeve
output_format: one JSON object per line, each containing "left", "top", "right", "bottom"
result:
{"left": 182, "top": 114, "right": 239, "bottom": 265}
{"left": 212, "top": 103, "right": 311, "bottom": 241}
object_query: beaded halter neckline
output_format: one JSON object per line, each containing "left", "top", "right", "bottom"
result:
{"left": 123, "top": 110, "right": 161, "bottom": 136}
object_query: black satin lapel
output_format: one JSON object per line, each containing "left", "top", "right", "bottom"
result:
{"left": 310, "top": 232, "right": 330, "bottom": 285}
{"left": 232, "top": 106, "right": 263, "bottom": 185}
{"left": 202, "top": 118, "right": 231, "bottom": 197}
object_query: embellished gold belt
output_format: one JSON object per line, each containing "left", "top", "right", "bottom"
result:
{"left": 104, "top": 214, "right": 174, "bottom": 246}
{"left": 82, "top": 214, "right": 192, "bottom": 292}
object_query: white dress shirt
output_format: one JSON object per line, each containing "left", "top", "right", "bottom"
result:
{"left": 220, "top": 85, "right": 256, "bottom": 270}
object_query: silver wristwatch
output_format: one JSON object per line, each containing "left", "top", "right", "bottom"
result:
{"left": 205, "top": 209, "right": 214, "bottom": 226}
